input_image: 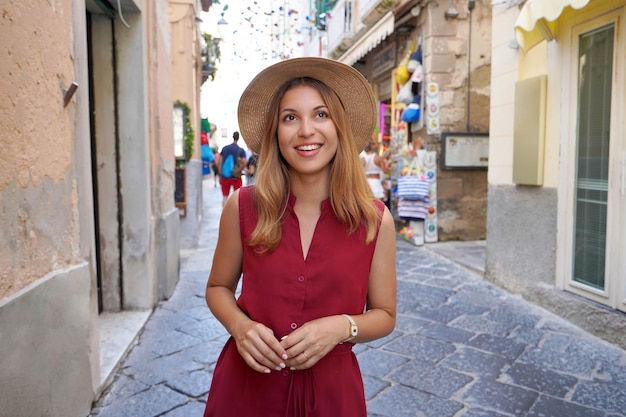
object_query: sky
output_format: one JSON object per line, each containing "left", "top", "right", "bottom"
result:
{"left": 200, "top": 1, "right": 312, "bottom": 150}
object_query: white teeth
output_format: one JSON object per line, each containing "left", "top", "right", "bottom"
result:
{"left": 297, "top": 144, "right": 321, "bottom": 151}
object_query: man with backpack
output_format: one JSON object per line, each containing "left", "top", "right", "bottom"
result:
{"left": 218, "top": 131, "right": 247, "bottom": 207}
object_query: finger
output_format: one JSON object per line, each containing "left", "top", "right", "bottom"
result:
{"left": 239, "top": 324, "right": 288, "bottom": 370}
{"left": 240, "top": 336, "right": 288, "bottom": 371}
{"left": 254, "top": 332, "right": 289, "bottom": 368}
{"left": 238, "top": 347, "right": 274, "bottom": 373}
{"left": 261, "top": 334, "right": 289, "bottom": 363}
{"left": 288, "top": 350, "right": 314, "bottom": 371}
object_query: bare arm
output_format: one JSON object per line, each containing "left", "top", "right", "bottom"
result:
{"left": 280, "top": 207, "right": 397, "bottom": 369}
{"left": 206, "top": 190, "right": 288, "bottom": 373}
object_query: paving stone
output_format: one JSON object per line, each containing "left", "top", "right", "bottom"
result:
{"left": 176, "top": 317, "right": 229, "bottom": 342}
{"left": 166, "top": 368, "right": 211, "bottom": 398}
{"left": 362, "top": 374, "right": 390, "bottom": 401}
{"left": 466, "top": 333, "right": 526, "bottom": 361}
{"left": 97, "top": 374, "right": 149, "bottom": 407}
{"left": 486, "top": 303, "right": 542, "bottom": 329}
{"left": 418, "top": 322, "right": 475, "bottom": 344}
{"left": 367, "top": 384, "right": 432, "bottom": 417}
{"left": 358, "top": 349, "right": 410, "bottom": 378}
{"left": 94, "top": 384, "right": 188, "bottom": 417}
{"left": 177, "top": 338, "right": 226, "bottom": 366}
{"left": 138, "top": 328, "right": 203, "bottom": 357}
{"left": 500, "top": 361, "right": 578, "bottom": 398}
{"left": 179, "top": 304, "right": 214, "bottom": 321}
{"left": 144, "top": 308, "right": 199, "bottom": 332}
{"left": 508, "top": 325, "right": 545, "bottom": 347}
{"left": 519, "top": 343, "right": 597, "bottom": 377}
{"left": 572, "top": 380, "right": 626, "bottom": 414}
{"left": 385, "top": 333, "right": 456, "bottom": 363}
{"left": 414, "top": 301, "right": 488, "bottom": 325}
{"left": 388, "top": 360, "right": 474, "bottom": 398}
{"left": 450, "top": 282, "right": 506, "bottom": 310}
{"left": 420, "top": 396, "right": 464, "bottom": 417}
{"left": 397, "top": 290, "right": 424, "bottom": 312}
{"left": 450, "top": 314, "right": 519, "bottom": 338}
{"left": 462, "top": 380, "right": 538, "bottom": 416}
{"left": 526, "top": 394, "right": 605, "bottom": 417}
{"left": 426, "top": 271, "right": 472, "bottom": 290}
{"left": 123, "top": 349, "right": 204, "bottom": 386}
{"left": 394, "top": 313, "right": 431, "bottom": 333}
{"left": 595, "top": 359, "right": 626, "bottom": 386}
{"left": 412, "top": 284, "right": 455, "bottom": 308}
{"left": 163, "top": 291, "right": 208, "bottom": 310}
{"left": 161, "top": 400, "right": 206, "bottom": 417}
{"left": 364, "top": 329, "right": 404, "bottom": 349}
{"left": 441, "top": 346, "right": 510, "bottom": 379}
{"left": 459, "top": 408, "right": 511, "bottom": 417}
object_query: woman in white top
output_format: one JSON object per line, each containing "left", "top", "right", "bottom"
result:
{"left": 361, "top": 141, "right": 387, "bottom": 200}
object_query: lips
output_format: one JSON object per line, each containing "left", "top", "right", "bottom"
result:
{"left": 295, "top": 144, "right": 322, "bottom": 151}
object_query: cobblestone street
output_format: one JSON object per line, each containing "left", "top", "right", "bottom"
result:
{"left": 89, "top": 181, "right": 626, "bottom": 417}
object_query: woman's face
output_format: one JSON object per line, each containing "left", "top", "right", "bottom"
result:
{"left": 277, "top": 84, "right": 339, "bottom": 176}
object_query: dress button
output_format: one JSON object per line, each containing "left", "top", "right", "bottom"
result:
{"left": 290, "top": 322, "right": 297, "bottom": 330}
{"left": 297, "top": 275, "right": 305, "bottom": 283}
{"left": 282, "top": 370, "right": 289, "bottom": 377}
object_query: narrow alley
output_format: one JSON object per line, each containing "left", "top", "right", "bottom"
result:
{"left": 89, "top": 180, "right": 626, "bottom": 417}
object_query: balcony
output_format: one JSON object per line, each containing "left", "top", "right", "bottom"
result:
{"left": 360, "top": 0, "right": 404, "bottom": 25}
{"left": 326, "top": 0, "right": 356, "bottom": 58}
{"left": 200, "top": 33, "right": 221, "bottom": 84}
{"left": 327, "top": 0, "right": 408, "bottom": 61}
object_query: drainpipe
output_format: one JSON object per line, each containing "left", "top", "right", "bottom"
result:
{"left": 467, "top": 0, "right": 475, "bottom": 132}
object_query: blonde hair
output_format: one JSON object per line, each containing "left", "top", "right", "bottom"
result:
{"left": 249, "top": 77, "right": 381, "bottom": 253}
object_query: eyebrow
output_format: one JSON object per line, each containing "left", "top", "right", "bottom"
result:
{"left": 279, "top": 104, "right": 328, "bottom": 115}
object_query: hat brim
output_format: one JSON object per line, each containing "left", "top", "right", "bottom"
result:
{"left": 237, "top": 57, "right": 377, "bottom": 154}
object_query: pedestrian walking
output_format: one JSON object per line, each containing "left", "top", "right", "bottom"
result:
{"left": 202, "top": 57, "right": 397, "bottom": 417}
{"left": 218, "top": 131, "right": 247, "bottom": 206}
{"left": 245, "top": 151, "right": 258, "bottom": 185}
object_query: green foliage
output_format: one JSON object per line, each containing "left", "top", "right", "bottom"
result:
{"left": 201, "top": 33, "right": 221, "bottom": 82}
{"left": 175, "top": 100, "right": 194, "bottom": 167}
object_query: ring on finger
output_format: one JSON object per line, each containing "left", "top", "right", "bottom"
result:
{"left": 302, "top": 351, "right": 309, "bottom": 360}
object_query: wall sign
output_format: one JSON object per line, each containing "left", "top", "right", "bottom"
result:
{"left": 441, "top": 132, "right": 489, "bottom": 170}
{"left": 173, "top": 104, "right": 186, "bottom": 159}
{"left": 371, "top": 42, "right": 396, "bottom": 78}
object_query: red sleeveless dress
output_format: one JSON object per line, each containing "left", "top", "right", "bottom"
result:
{"left": 203, "top": 186, "right": 384, "bottom": 417}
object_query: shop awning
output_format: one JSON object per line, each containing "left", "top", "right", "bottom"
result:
{"left": 339, "top": 11, "right": 395, "bottom": 66}
{"left": 514, "top": 0, "right": 591, "bottom": 53}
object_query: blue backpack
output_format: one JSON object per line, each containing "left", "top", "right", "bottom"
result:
{"left": 221, "top": 154, "right": 235, "bottom": 178}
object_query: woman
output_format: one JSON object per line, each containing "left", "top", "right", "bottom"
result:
{"left": 203, "top": 57, "right": 397, "bottom": 417}
{"left": 361, "top": 140, "right": 390, "bottom": 201}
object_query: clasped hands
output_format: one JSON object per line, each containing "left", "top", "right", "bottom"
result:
{"left": 232, "top": 315, "right": 347, "bottom": 374}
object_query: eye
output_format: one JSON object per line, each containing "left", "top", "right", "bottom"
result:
{"left": 316, "top": 111, "right": 329, "bottom": 118}
{"left": 282, "top": 114, "right": 296, "bottom": 122}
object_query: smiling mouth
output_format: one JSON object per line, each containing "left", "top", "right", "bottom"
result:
{"left": 296, "top": 144, "right": 321, "bottom": 151}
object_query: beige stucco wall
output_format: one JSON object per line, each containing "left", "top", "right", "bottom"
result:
{"left": 488, "top": 6, "right": 559, "bottom": 189}
{"left": 0, "top": 1, "right": 99, "bottom": 416}
{"left": 0, "top": 0, "right": 81, "bottom": 300}
{"left": 170, "top": 0, "right": 205, "bottom": 246}
{"left": 1, "top": 0, "right": 187, "bottom": 414}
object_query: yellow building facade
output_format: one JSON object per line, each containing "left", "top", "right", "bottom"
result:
{"left": 488, "top": 0, "right": 626, "bottom": 350}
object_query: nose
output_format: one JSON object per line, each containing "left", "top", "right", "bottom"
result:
{"left": 298, "top": 117, "right": 314, "bottom": 137}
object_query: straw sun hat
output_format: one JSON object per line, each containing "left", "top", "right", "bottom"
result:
{"left": 237, "top": 57, "right": 377, "bottom": 154}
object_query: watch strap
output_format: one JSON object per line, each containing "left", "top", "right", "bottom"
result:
{"left": 341, "top": 314, "right": 358, "bottom": 342}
